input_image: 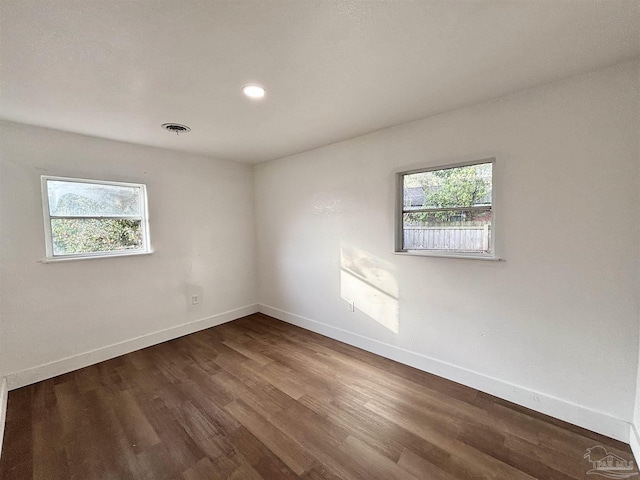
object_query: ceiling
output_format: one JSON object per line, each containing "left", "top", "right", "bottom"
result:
{"left": 1, "top": 1, "right": 638, "bottom": 164}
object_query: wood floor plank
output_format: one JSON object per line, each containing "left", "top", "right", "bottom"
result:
{"left": 269, "top": 403, "right": 375, "bottom": 480}
{"left": 171, "top": 400, "right": 232, "bottom": 459}
{"left": 225, "top": 399, "right": 315, "bottom": 475}
{"left": 81, "top": 389, "right": 143, "bottom": 480}
{"left": 210, "top": 369, "right": 288, "bottom": 420}
{"left": 132, "top": 393, "right": 205, "bottom": 475}
{"left": 55, "top": 382, "right": 109, "bottom": 480}
{"left": 133, "top": 443, "right": 179, "bottom": 480}
{"left": 254, "top": 361, "right": 307, "bottom": 400}
{"left": 1, "top": 313, "right": 633, "bottom": 480}
{"left": 397, "top": 448, "right": 460, "bottom": 480}
{"left": 298, "top": 393, "right": 405, "bottom": 462}
{"left": 222, "top": 339, "right": 274, "bottom": 366}
{"left": 298, "top": 465, "right": 344, "bottom": 480}
{"left": 1, "top": 388, "right": 33, "bottom": 479}
{"left": 228, "top": 462, "right": 265, "bottom": 480}
{"left": 227, "top": 426, "right": 299, "bottom": 480}
{"left": 218, "top": 359, "right": 298, "bottom": 411}
{"left": 111, "top": 390, "right": 161, "bottom": 455}
{"left": 365, "top": 396, "right": 539, "bottom": 480}
{"left": 182, "top": 456, "right": 231, "bottom": 480}
{"left": 32, "top": 420, "right": 69, "bottom": 480}
{"left": 338, "top": 435, "right": 420, "bottom": 480}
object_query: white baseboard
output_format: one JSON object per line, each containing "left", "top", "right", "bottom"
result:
{"left": 6, "top": 304, "right": 259, "bottom": 390}
{"left": 630, "top": 424, "right": 640, "bottom": 464}
{"left": 258, "top": 303, "right": 630, "bottom": 443}
{"left": 0, "top": 377, "right": 8, "bottom": 459}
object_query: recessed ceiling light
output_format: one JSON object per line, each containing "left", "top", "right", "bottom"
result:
{"left": 161, "top": 123, "right": 191, "bottom": 135}
{"left": 242, "top": 85, "right": 265, "bottom": 99}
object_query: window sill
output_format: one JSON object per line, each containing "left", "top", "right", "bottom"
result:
{"left": 40, "top": 250, "right": 153, "bottom": 263}
{"left": 394, "top": 250, "right": 502, "bottom": 261}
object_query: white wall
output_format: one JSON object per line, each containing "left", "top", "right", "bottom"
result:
{"left": 255, "top": 61, "right": 640, "bottom": 441}
{"left": 0, "top": 121, "right": 257, "bottom": 386}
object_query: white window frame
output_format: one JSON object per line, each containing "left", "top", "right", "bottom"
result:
{"left": 41, "top": 175, "right": 152, "bottom": 262}
{"left": 394, "top": 158, "right": 497, "bottom": 260}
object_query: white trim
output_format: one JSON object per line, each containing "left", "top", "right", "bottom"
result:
{"left": 396, "top": 157, "right": 496, "bottom": 177}
{"left": 40, "top": 250, "right": 154, "bottom": 263}
{"left": 5, "top": 304, "right": 258, "bottom": 390}
{"left": 0, "top": 378, "right": 7, "bottom": 460}
{"left": 258, "top": 303, "right": 630, "bottom": 443}
{"left": 41, "top": 175, "right": 150, "bottom": 189}
{"left": 630, "top": 424, "right": 640, "bottom": 465}
{"left": 393, "top": 251, "right": 501, "bottom": 261}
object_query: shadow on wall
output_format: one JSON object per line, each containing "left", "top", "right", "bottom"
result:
{"left": 340, "top": 244, "right": 399, "bottom": 334}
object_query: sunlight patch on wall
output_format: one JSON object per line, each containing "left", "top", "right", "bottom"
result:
{"left": 340, "top": 244, "right": 399, "bottom": 334}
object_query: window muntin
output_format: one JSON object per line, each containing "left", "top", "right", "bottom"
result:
{"left": 41, "top": 176, "right": 151, "bottom": 260}
{"left": 396, "top": 160, "right": 494, "bottom": 257}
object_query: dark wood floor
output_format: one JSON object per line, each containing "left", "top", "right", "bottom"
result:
{"left": 0, "top": 313, "right": 634, "bottom": 480}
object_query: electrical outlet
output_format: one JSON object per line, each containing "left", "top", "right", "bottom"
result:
{"left": 191, "top": 295, "right": 199, "bottom": 305}
{"left": 347, "top": 300, "right": 355, "bottom": 312}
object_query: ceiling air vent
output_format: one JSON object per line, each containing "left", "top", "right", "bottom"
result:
{"left": 161, "top": 123, "right": 191, "bottom": 135}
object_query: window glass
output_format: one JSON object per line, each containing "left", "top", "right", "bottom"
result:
{"left": 47, "top": 180, "right": 141, "bottom": 216}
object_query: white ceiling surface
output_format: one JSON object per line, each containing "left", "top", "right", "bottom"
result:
{"left": 1, "top": 1, "right": 638, "bottom": 164}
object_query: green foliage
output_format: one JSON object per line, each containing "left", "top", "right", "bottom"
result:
{"left": 424, "top": 165, "right": 490, "bottom": 208}
{"left": 52, "top": 218, "right": 142, "bottom": 255}
{"left": 405, "top": 164, "right": 491, "bottom": 225}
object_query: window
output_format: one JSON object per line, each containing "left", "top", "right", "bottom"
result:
{"left": 41, "top": 176, "right": 151, "bottom": 260}
{"left": 395, "top": 159, "right": 495, "bottom": 258}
